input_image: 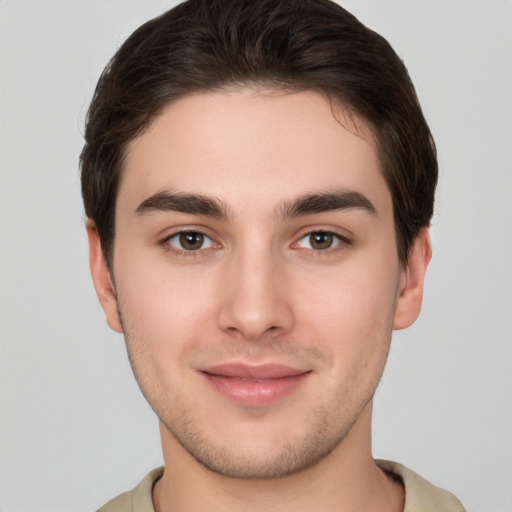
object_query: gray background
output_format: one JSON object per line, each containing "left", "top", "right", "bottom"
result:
{"left": 1, "top": 1, "right": 511, "bottom": 510}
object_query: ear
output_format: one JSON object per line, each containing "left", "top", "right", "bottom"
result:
{"left": 86, "top": 221, "right": 123, "bottom": 333}
{"left": 393, "top": 227, "right": 432, "bottom": 330}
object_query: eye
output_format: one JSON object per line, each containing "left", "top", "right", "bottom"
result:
{"left": 296, "top": 231, "right": 345, "bottom": 251}
{"left": 165, "top": 231, "right": 214, "bottom": 251}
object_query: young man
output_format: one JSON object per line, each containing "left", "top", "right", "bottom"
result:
{"left": 81, "top": 0, "right": 465, "bottom": 510}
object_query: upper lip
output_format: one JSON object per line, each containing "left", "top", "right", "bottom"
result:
{"left": 201, "top": 363, "right": 309, "bottom": 380}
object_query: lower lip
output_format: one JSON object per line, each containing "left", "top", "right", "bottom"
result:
{"left": 201, "top": 372, "right": 310, "bottom": 407}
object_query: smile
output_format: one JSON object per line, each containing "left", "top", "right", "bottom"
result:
{"left": 200, "top": 363, "right": 312, "bottom": 407}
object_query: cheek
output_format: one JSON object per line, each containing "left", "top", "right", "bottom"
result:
{"left": 115, "top": 261, "right": 221, "bottom": 399}
{"left": 293, "top": 258, "right": 399, "bottom": 361}
{"left": 114, "top": 255, "right": 219, "bottom": 352}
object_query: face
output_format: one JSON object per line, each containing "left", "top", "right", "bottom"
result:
{"left": 89, "top": 88, "right": 430, "bottom": 479}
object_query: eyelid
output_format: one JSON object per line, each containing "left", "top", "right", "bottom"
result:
{"left": 292, "top": 227, "right": 353, "bottom": 251}
{"left": 156, "top": 225, "right": 352, "bottom": 256}
{"left": 167, "top": 231, "right": 214, "bottom": 249}
{"left": 160, "top": 227, "right": 221, "bottom": 256}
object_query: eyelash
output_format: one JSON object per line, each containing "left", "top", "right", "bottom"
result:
{"left": 161, "top": 229, "right": 217, "bottom": 257}
{"left": 293, "top": 229, "right": 352, "bottom": 254}
{"left": 160, "top": 228, "right": 352, "bottom": 257}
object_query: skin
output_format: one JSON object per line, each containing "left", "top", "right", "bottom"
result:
{"left": 88, "top": 88, "right": 431, "bottom": 512}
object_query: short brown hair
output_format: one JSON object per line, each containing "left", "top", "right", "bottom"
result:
{"left": 80, "top": 0, "right": 437, "bottom": 265}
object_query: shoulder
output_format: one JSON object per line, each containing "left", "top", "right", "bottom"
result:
{"left": 96, "top": 467, "right": 164, "bottom": 512}
{"left": 376, "top": 459, "right": 466, "bottom": 512}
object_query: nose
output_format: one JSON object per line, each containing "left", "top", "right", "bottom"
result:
{"left": 217, "top": 246, "right": 294, "bottom": 342}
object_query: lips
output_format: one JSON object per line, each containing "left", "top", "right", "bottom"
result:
{"left": 200, "top": 363, "right": 311, "bottom": 407}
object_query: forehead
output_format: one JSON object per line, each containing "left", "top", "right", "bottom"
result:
{"left": 118, "top": 88, "right": 390, "bottom": 217}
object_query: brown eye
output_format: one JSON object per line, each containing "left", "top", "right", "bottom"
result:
{"left": 309, "top": 232, "right": 334, "bottom": 250}
{"left": 295, "top": 231, "right": 345, "bottom": 251}
{"left": 165, "top": 231, "right": 214, "bottom": 252}
{"left": 179, "top": 232, "right": 205, "bottom": 250}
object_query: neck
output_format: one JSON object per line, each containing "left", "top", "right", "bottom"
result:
{"left": 152, "top": 403, "right": 403, "bottom": 512}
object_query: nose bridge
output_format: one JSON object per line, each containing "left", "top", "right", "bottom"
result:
{"left": 218, "top": 238, "right": 293, "bottom": 341}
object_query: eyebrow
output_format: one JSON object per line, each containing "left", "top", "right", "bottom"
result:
{"left": 135, "top": 191, "right": 229, "bottom": 219}
{"left": 279, "top": 188, "right": 377, "bottom": 219}
{"left": 134, "top": 188, "right": 377, "bottom": 220}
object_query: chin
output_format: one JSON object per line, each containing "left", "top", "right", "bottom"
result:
{"left": 160, "top": 401, "right": 358, "bottom": 480}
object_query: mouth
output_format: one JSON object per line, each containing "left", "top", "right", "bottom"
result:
{"left": 199, "top": 363, "right": 312, "bottom": 407}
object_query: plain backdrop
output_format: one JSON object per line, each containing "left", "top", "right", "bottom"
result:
{"left": 1, "top": 1, "right": 511, "bottom": 511}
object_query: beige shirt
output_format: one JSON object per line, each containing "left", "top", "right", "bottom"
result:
{"left": 97, "top": 460, "right": 465, "bottom": 512}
